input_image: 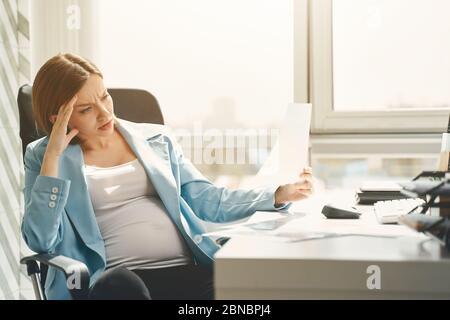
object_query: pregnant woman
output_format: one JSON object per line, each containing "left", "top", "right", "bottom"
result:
{"left": 22, "top": 53, "right": 313, "bottom": 300}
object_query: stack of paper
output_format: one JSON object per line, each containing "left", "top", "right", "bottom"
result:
{"left": 356, "top": 181, "right": 409, "bottom": 204}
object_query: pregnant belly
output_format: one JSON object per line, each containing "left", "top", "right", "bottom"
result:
{"left": 95, "top": 196, "right": 191, "bottom": 268}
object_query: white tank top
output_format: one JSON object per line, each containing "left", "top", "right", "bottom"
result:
{"left": 84, "top": 158, "right": 192, "bottom": 270}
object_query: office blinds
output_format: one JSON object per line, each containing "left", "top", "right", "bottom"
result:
{"left": 0, "top": 0, "right": 31, "bottom": 300}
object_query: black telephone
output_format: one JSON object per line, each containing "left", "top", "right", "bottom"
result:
{"left": 412, "top": 171, "right": 447, "bottom": 182}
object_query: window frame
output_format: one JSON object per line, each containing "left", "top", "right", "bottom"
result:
{"left": 309, "top": 0, "right": 450, "bottom": 134}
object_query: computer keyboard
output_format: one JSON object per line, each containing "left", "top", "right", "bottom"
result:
{"left": 373, "top": 198, "right": 426, "bottom": 224}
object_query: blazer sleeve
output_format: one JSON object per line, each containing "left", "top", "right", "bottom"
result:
{"left": 21, "top": 145, "right": 71, "bottom": 253}
{"left": 166, "top": 135, "right": 291, "bottom": 223}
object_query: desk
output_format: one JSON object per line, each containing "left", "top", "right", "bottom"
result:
{"left": 213, "top": 190, "right": 450, "bottom": 299}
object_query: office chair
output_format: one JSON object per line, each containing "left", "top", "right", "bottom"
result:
{"left": 18, "top": 84, "right": 164, "bottom": 300}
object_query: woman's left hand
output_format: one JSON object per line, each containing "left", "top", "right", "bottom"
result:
{"left": 274, "top": 167, "right": 314, "bottom": 207}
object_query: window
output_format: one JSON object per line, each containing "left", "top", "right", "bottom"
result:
{"left": 98, "top": 0, "right": 292, "bottom": 129}
{"left": 310, "top": 0, "right": 450, "bottom": 133}
{"left": 310, "top": 134, "right": 441, "bottom": 188}
{"left": 98, "top": 0, "right": 293, "bottom": 184}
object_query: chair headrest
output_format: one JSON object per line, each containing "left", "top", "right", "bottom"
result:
{"left": 17, "top": 84, "right": 43, "bottom": 158}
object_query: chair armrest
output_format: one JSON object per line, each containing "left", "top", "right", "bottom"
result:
{"left": 21, "top": 253, "right": 90, "bottom": 300}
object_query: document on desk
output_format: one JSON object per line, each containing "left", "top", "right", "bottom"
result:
{"left": 202, "top": 211, "right": 339, "bottom": 243}
{"left": 202, "top": 206, "right": 422, "bottom": 243}
{"left": 275, "top": 210, "right": 422, "bottom": 239}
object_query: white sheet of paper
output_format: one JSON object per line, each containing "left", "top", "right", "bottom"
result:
{"left": 202, "top": 205, "right": 424, "bottom": 243}
{"left": 240, "top": 103, "right": 312, "bottom": 189}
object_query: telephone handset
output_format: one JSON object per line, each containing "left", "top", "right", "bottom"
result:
{"left": 447, "top": 116, "right": 450, "bottom": 170}
{"left": 412, "top": 171, "right": 447, "bottom": 182}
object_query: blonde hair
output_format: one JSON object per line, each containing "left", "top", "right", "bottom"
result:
{"left": 32, "top": 53, "right": 103, "bottom": 144}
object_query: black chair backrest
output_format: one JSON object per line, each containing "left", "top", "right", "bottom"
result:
{"left": 17, "top": 84, "right": 165, "bottom": 298}
{"left": 17, "top": 85, "right": 164, "bottom": 157}
{"left": 17, "top": 85, "right": 41, "bottom": 157}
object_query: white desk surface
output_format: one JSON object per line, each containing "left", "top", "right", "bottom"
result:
{"left": 213, "top": 189, "right": 450, "bottom": 299}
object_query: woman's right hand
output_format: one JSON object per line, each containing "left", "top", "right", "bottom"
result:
{"left": 45, "top": 95, "right": 79, "bottom": 158}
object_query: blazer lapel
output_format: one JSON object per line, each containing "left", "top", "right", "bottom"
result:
{"left": 59, "top": 145, "right": 105, "bottom": 257}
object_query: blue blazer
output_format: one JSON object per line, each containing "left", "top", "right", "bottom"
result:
{"left": 21, "top": 118, "right": 287, "bottom": 299}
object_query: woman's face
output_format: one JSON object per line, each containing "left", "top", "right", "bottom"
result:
{"left": 64, "top": 74, "right": 115, "bottom": 140}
